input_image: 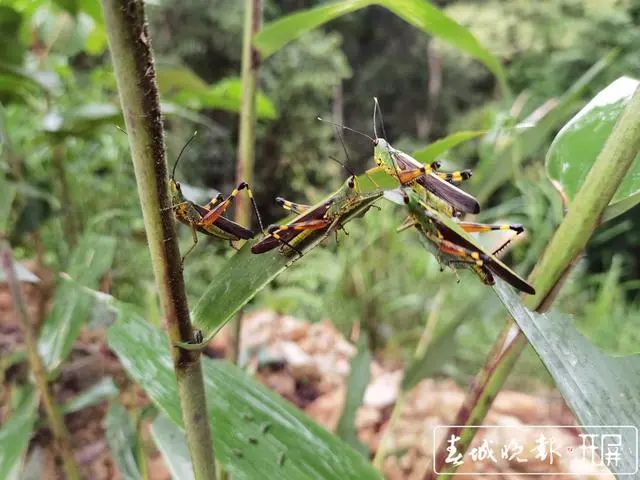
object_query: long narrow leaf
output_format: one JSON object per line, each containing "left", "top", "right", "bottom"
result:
{"left": 38, "top": 234, "right": 116, "bottom": 371}
{"left": 108, "top": 312, "right": 382, "bottom": 480}
{"left": 0, "top": 388, "right": 37, "bottom": 479}
{"left": 494, "top": 279, "right": 640, "bottom": 477}
{"left": 335, "top": 335, "right": 370, "bottom": 456}
{"left": 150, "top": 415, "right": 195, "bottom": 480}
{"left": 411, "top": 130, "right": 485, "bottom": 164}
{"left": 106, "top": 402, "right": 142, "bottom": 480}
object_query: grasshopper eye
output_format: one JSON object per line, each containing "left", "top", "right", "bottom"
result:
{"left": 373, "top": 139, "right": 379, "bottom": 146}
{"left": 348, "top": 177, "right": 355, "bottom": 188}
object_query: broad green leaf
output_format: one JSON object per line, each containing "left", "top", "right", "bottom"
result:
{"left": 191, "top": 189, "right": 382, "bottom": 343}
{"left": 335, "top": 335, "right": 370, "bottom": 456}
{"left": 411, "top": 130, "right": 485, "bottom": 164}
{"left": 547, "top": 76, "right": 640, "bottom": 222}
{"left": 474, "top": 51, "right": 616, "bottom": 203}
{"left": 106, "top": 402, "right": 141, "bottom": 480}
{"left": 61, "top": 377, "right": 118, "bottom": 415}
{"left": 150, "top": 415, "right": 195, "bottom": 480}
{"left": 0, "top": 388, "right": 37, "bottom": 479}
{"left": 38, "top": 234, "right": 116, "bottom": 371}
{"left": 376, "top": 0, "right": 505, "bottom": 88}
{"left": 494, "top": 279, "right": 640, "bottom": 478}
{"left": 0, "top": 6, "right": 25, "bottom": 65}
{"left": 254, "top": 0, "right": 372, "bottom": 59}
{"left": 108, "top": 314, "right": 382, "bottom": 480}
{"left": 255, "top": 0, "right": 505, "bottom": 87}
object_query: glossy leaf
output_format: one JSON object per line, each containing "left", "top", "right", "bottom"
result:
{"left": 108, "top": 314, "right": 382, "bottom": 480}
{"left": 150, "top": 415, "right": 195, "bottom": 480}
{"left": 411, "top": 130, "right": 485, "bottom": 164}
{"left": 0, "top": 388, "right": 37, "bottom": 479}
{"left": 191, "top": 189, "right": 382, "bottom": 342}
{"left": 547, "top": 76, "right": 640, "bottom": 221}
{"left": 335, "top": 335, "right": 370, "bottom": 456}
{"left": 38, "top": 234, "right": 116, "bottom": 371}
{"left": 494, "top": 279, "right": 640, "bottom": 478}
{"left": 61, "top": 377, "right": 118, "bottom": 415}
{"left": 255, "top": 0, "right": 505, "bottom": 87}
{"left": 106, "top": 402, "right": 141, "bottom": 480}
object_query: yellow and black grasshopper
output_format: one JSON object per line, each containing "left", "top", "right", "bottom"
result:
{"left": 251, "top": 160, "right": 382, "bottom": 257}
{"left": 319, "top": 99, "right": 479, "bottom": 215}
{"left": 168, "top": 133, "right": 264, "bottom": 261}
{"left": 396, "top": 187, "right": 535, "bottom": 294}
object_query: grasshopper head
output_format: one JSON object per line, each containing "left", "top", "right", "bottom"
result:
{"left": 373, "top": 138, "right": 394, "bottom": 172}
{"left": 168, "top": 177, "right": 184, "bottom": 205}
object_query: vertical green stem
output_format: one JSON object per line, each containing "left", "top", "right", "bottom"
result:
{"left": 0, "top": 239, "right": 80, "bottom": 480}
{"left": 429, "top": 85, "right": 640, "bottom": 479}
{"left": 230, "top": 0, "right": 262, "bottom": 364}
{"left": 99, "top": 2, "right": 216, "bottom": 479}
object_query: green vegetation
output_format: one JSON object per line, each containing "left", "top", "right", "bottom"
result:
{"left": 1, "top": 1, "right": 639, "bottom": 479}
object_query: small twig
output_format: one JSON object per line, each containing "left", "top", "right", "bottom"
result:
{"left": 0, "top": 239, "right": 80, "bottom": 480}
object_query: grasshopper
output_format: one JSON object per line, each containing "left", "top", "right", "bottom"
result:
{"left": 251, "top": 159, "right": 382, "bottom": 257}
{"left": 168, "top": 132, "right": 264, "bottom": 261}
{"left": 394, "top": 187, "right": 535, "bottom": 294}
{"left": 319, "top": 99, "right": 479, "bottom": 215}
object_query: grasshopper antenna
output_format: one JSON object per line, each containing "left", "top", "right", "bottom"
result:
{"left": 317, "top": 116, "right": 375, "bottom": 143}
{"left": 334, "top": 126, "right": 354, "bottom": 169}
{"left": 329, "top": 156, "right": 356, "bottom": 178}
{"left": 172, "top": 130, "right": 198, "bottom": 180}
{"left": 114, "top": 125, "right": 128, "bottom": 136}
{"left": 373, "top": 97, "right": 388, "bottom": 140}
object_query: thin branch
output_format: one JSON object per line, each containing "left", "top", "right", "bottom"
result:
{"left": 99, "top": 2, "right": 216, "bottom": 478}
{"left": 0, "top": 239, "right": 80, "bottom": 480}
{"left": 230, "top": 0, "right": 263, "bottom": 364}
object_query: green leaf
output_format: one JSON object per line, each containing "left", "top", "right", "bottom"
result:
{"left": 0, "top": 388, "right": 37, "bottom": 479}
{"left": 191, "top": 190, "right": 381, "bottom": 342}
{"left": 0, "top": 175, "right": 16, "bottom": 234}
{"left": 494, "top": 279, "right": 640, "bottom": 478}
{"left": 150, "top": 415, "right": 195, "bottom": 480}
{"left": 547, "top": 76, "right": 640, "bottom": 222}
{"left": 106, "top": 402, "right": 142, "bottom": 480}
{"left": 474, "top": 51, "right": 616, "bottom": 202}
{"left": 175, "top": 77, "right": 277, "bottom": 120}
{"left": 38, "top": 234, "right": 116, "bottom": 371}
{"left": 254, "top": 0, "right": 372, "bottom": 59}
{"left": 335, "top": 335, "right": 370, "bottom": 456}
{"left": 255, "top": 0, "right": 505, "bottom": 88}
{"left": 411, "top": 130, "right": 485, "bottom": 164}
{"left": 108, "top": 314, "right": 382, "bottom": 480}
{"left": 0, "top": 6, "right": 24, "bottom": 65}
{"left": 61, "top": 377, "right": 118, "bottom": 415}
{"left": 376, "top": 0, "right": 506, "bottom": 89}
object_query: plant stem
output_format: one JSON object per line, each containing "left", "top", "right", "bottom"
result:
{"left": 230, "top": 0, "right": 262, "bottom": 364}
{"left": 430, "top": 84, "right": 640, "bottom": 479}
{"left": 0, "top": 239, "right": 80, "bottom": 480}
{"left": 99, "top": 2, "right": 216, "bottom": 479}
